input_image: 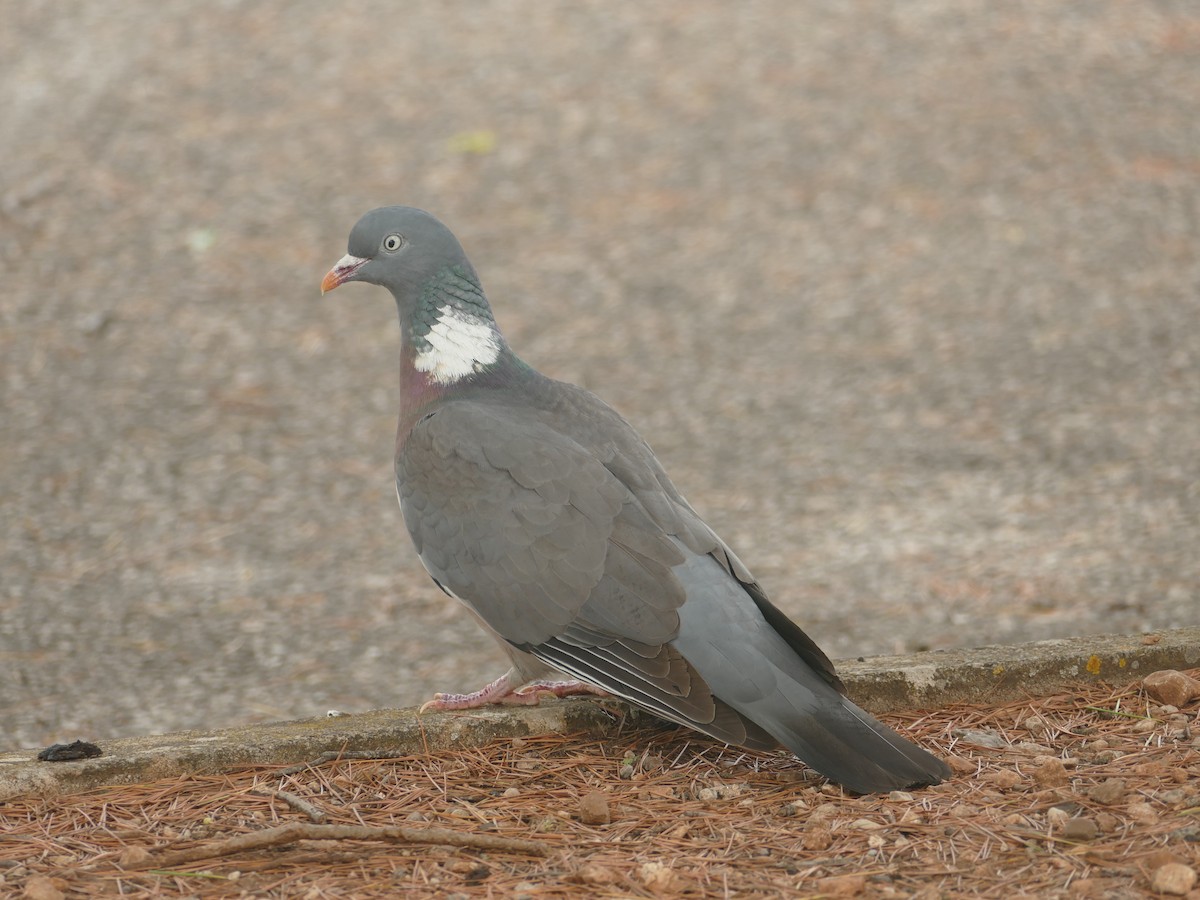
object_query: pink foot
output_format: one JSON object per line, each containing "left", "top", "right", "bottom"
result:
{"left": 419, "top": 672, "right": 608, "bottom": 713}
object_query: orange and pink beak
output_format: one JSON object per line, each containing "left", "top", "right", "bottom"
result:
{"left": 320, "top": 254, "right": 369, "bottom": 294}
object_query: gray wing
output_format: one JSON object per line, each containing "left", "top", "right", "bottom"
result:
{"left": 397, "top": 399, "right": 778, "bottom": 749}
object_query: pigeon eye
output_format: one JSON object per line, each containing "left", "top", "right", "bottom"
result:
{"left": 382, "top": 234, "right": 405, "bottom": 252}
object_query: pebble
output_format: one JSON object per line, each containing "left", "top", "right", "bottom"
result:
{"left": 813, "top": 874, "right": 866, "bottom": 897}
{"left": 21, "top": 877, "right": 65, "bottom": 900}
{"left": 1047, "top": 807, "right": 1071, "bottom": 829}
{"left": 984, "top": 769, "right": 1023, "bottom": 790}
{"left": 570, "top": 864, "right": 614, "bottom": 886}
{"left": 116, "top": 845, "right": 152, "bottom": 868}
{"left": 1032, "top": 758, "right": 1069, "bottom": 787}
{"left": 1059, "top": 817, "right": 1099, "bottom": 841}
{"left": 946, "top": 754, "right": 978, "bottom": 775}
{"left": 802, "top": 827, "right": 833, "bottom": 851}
{"left": 1150, "top": 862, "right": 1197, "bottom": 895}
{"left": 953, "top": 728, "right": 1007, "bottom": 749}
{"left": 1086, "top": 777, "right": 1126, "bottom": 805}
{"left": 640, "top": 754, "right": 663, "bottom": 773}
{"left": 1127, "top": 800, "right": 1159, "bottom": 824}
{"left": 578, "top": 791, "right": 611, "bottom": 826}
{"left": 1015, "top": 741, "right": 1052, "bottom": 754}
{"left": 638, "top": 861, "right": 677, "bottom": 892}
{"left": 1142, "top": 669, "right": 1200, "bottom": 708}
{"left": 1023, "top": 713, "right": 1050, "bottom": 736}
{"left": 849, "top": 818, "right": 883, "bottom": 830}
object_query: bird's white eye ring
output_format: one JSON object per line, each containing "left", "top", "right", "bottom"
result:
{"left": 382, "top": 234, "right": 405, "bottom": 252}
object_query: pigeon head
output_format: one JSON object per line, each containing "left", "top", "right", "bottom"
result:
{"left": 321, "top": 206, "right": 479, "bottom": 300}
{"left": 323, "top": 207, "right": 507, "bottom": 386}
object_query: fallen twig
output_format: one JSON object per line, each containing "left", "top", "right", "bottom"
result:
{"left": 250, "top": 789, "right": 328, "bottom": 824}
{"left": 134, "top": 822, "right": 550, "bottom": 869}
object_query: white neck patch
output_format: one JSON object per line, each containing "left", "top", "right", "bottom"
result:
{"left": 414, "top": 307, "right": 502, "bottom": 384}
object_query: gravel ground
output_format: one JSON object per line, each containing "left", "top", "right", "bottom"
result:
{"left": 2, "top": 2, "right": 1198, "bottom": 747}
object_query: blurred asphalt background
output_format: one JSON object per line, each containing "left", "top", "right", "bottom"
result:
{"left": 2, "top": 2, "right": 1198, "bottom": 748}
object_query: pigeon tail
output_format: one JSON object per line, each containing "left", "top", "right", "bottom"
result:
{"left": 739, "top": 685, "right": 950, "bottom": 794}
{"left": 672, "top": 550, "right": 950, "bottom": 794}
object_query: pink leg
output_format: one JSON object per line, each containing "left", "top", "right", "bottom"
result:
{"left": 419, "top": 671, "right": 608, "bottom": 713}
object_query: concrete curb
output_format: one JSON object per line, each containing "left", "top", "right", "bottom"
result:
{"left": 838, "top": 626, "right": 1199, "bottom": 712}
{"left": 2, "top": 628, "right": 1195, "bottom": 801}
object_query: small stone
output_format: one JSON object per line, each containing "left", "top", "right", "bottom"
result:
{"left": 946, "top": 754, "right": 977, "bottom": 775}
{"left": 117, "top": 845, "right": 152, "bottom": 868}
{"left": 814, "top": 874, "right": 867, "bottom": 896}
{"left": 1047, "top": 807, "right": 1071, "bottom": 829}
{"left": 570, "top": 864, "right": 614, "bottom": 886}
{"left": 888, "top": 790, "right": 914, "bottom": 802}
{"left": 1143, "top": 670, "right": 1200, "bottom": 708}
{"left": 618, "top": 764, "right": 634, "bottom": 780}
{"left": 1094, "top": 812, "right": 1120, "bottom": 832}
{"left": 802, "top": 827, "right": 833, "bottom": 850}
{"left": 697, "top": 787, "right": 719, "bottom": 802}
{"left": 1150, "top": 862, "right": 1196, "bottom": 895}
{"left": 407, "top": 811, "right": 429, "bottom": 822}
{"left": 1032, "top": 758, "right": 1070, "bottom": 788}
{"left": 1023, "top": 714, "right": 1051, "bottom": 736}
{"left": 640, "top": 754, "right": 663, "bottom": 773}
{"left": 1015, "top": 741, "right": 1052, "bottom": 754}
{"left": 808, "top": 803, "right": 841, "bottom": 822}
{"left": 953, "top": 728, "right": 1007, "bottom": 749}
{"left": 984, "top": 769, "right": 1023, "bottom": 790}
{"left": 77, "top": 311, "right": 112, "bottom": 336}
{"left": 1132, "top": 718, "right": 1157, "bottom": 734}
{"left": 898, "top": 808, "right": 925, "bottom": 825}
{"left": 1128, "top": 800, "right": 1159, "bottom": 824}
{"left": 1086, "top": 777, "right": 1126, "bottom": 805}
{"left": 849, "top": 818, "right": 884, "bottom": 830}
{"left": 502, "top": 787, "right": 520, "bottom": 798}
{"left": 578, "top": 791, "right": 611, "bottom": 826}
{"left": 22, "top": 877, "right": 65, "bottom": 900}
{"left": 1069, "top": 877, "right": 1113, "bottom": 897}
{"left": 638, "top": 861, "right": 676, "bottom": 893}
{"left": 1060, "top": 817, "right": 1099, "bottom": 841}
